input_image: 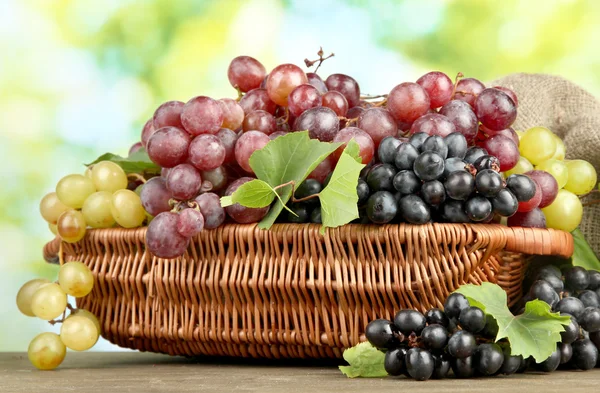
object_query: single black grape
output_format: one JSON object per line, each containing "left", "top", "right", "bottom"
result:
{"left": 447, "top": 330, "right": 477, "bottom": 358}
{"left": 444, "top": 292, "right": 470, "bottom": 319}
{"left": 443, "top": 157, "right": 468, "bottom": 179}
{"left": 571, "top": 338, "right": 599, "bottom": 370}
{"left": 421, "top": 135, "right": 448, "bottom": 159}
{"left": 459, "top": 306, "right": 486, "bottom": 333}
{"left": 536, "top": 272, "right": 564, "bottom": 293}
{"left": 560, "top": 313, "right": 580, "bottom": 344}
{"left": 440, "top": 200, "right": 470, "bottom": 223}
{"left": 394, "top": 142, "right": 420, "bottom": 171}
{"left": 529, "top": 280, "right": 560, "bottom": 308}
{"left": 588, "top": 270, "right": 600, "bottom": 290}
{"left": 444, "top": 132, "right": 467, "bottom": 159}
{"left": 421, "top": 180, "right": 446, "bottom": 206}
{"left": 559, "top": 342, "right": 573, "bottom": 365}
{"left": 431, "top": 353, "right": 451, "bottom": 379}
{"left": 384, "top": 347, "right": 407, "bottom": 376}
{"left": 310, "top": 206, "right": 322, "bottom": 224}
{"left": 393, "top": 170, "right": 422, "bottom": 195}
{"left": 286, "top": 204, "right": 309, "bottom": 223}
{"left": 474, "top": 343, "right": 504, "bottom": 376}
{"left": 294, "top": 179, "right": 322, "bottom": 205}
{"left": 565, "top": 266, "right": 590, "bottom": 291}
{"left": 464, "top": 146, "right": 488, "bottom": 164}
{"left": 579, "top": 290, "right": 600, "bottom": 308}
{"left": 421, "top": 324, "right": 448, "bottom": 350}
{"left": 465, "top": 196, "right": 493, "bottom": 222}
{"left": 589, "top": 330, "right": 600, "bottom": 348}
{"left": 554, "top": 297, "right": 585, "bottom": 320}
{"left": 579, "top": 307, "right": 600, "bottom": 333}
{"left": 356, "top": 179, "right": 370, "bottom": 206}
{"left": 398, "top": 195, "right": 431, "bottom": 224}
{"left": 414, "top": 152, "right": 445, "bottom": 181}
{"left": 506, "top": 174, "right": 537, "bottom": 202}
{"left": 536, "top": 348, "right": 561, "bottom": 372}
{"left": 444, "top": 171, "right": 475, "bottom": 200}
{"left": 405, "top": 348, "right": 434, "bottom": 381}
{"left": 480, "top": 314, "right": 499, "bottom": 338}
{"left": 534, "top": 265, "right": 563, "bottom": 279}
{"left": 366, "top": 191, "right": 397, "bottom": 224}
{"left": 366, "top": 164, "right": 396, "bottom": 192}
{"left": 365, "top": 319, "right": 399, "bottom": 349}
{"left": 378, "top": 136, "right": 402, "bottom": 165}
{"left": 451, "top": 356, "right": 475, "bottom": 378}
{"left": 517, "top": 357, "right": 532, "bottom": 373}
{"left": 394, "top": 309, "right": 426, "bottom": 336}
{"left": 491, "top": 189, "right": 519, "bottom": 217}
{"left": 500, "top": 345, "right": 523, "bottom": 375}
{"left": 473, "top": 154, "right": 500, "bottom": 172}
{"left": 425, "top": 308, "right": 449, "bottom": 327}
{"left": 409, "top": 132, "right": 429, "bottom": 150}
{"left": 475, "top": 169, "right": 503, "bottom": 197}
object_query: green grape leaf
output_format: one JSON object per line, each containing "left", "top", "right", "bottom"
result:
{"left": 338, "top": 342, "right": 387, "bottom": 378}
{"left": 220, "top": 179, "right": 275, "bottom": 208}
{"left": 86, "top": 149, "right": 161, "bottom": 175}
{"left": 571, "top": 229, "right": 600, "bottom": 270}
{"left": 249, "top": 131, "right": 341, "bottom": 229}
{"left": 456, "top": 282, "right": 570, "bottom": 363}
{"left": 319, "top": 140, "right": 365, "bottom": 233}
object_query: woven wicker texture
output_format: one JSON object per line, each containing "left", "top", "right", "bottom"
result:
{"left": 44, "top": 223, "right": 573, "bottom": 359}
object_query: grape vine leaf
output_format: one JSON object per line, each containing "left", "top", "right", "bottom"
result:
{"left": 86, "top": 149, "right": 161, "bottom": 174}
{"left": 249, "top": 131, "right": 341, "bottom": 229}
{"left": 571, "top": 229, "right": 600, "bottom": 270}
{"left": 319, "top": 140, "right": 365, "bottom": 233}
{"left": 339, "top": 342, "right": 387, "bottom": 378}
{"left": 220, "top": 179, "right": 297, "bottom": 216}
{"left": 456, "top": 282, "right": 571, "bottom": 363}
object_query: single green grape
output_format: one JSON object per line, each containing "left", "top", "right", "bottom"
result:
{"left": 16, "top": 278, "right": 51, "bottom": 317}
{"left": 30, "top": 283, "right": 68, "bottom": 321}
{"left": 564, "top": 159, "right": 597, "bottom": 195}
{"left": 536, "top": 159, "right": 569, "bottom": 189}
{"left": 39, "top": 192, "right": 70, "bottom": 224}
{"left": 28, "top": 332, "right": 66, "bottom": 370}
{"left": 60, "top": 315, "right": 100, "bottom": 351}
{"left": 542, "top": 189, "right": 583, "bottom": 232}
{"left": 519, "top": 127, "right": 557, "bottom": 165}
{"left": 57, "top": 210, "right": 87, "bottom": 243}
{"left": 550, "top": 134, "right": 566, "bottom": 160}
{"left": 59, "top": 261, "right": 94, "bottom": 298}
{"left": 110, "top": 189, "right": 146, "bottom": 228}
{"left": 91, "top": 161, "right": 128, "bottom": 193}
{"left": 504, "top": 156, "right": 534, "bottom": 177}
{"left": 71, "top": 308, "right": 102, "bottom": 334}
{"left": 82, "top": 191, "right": 116, "bottom": 228}
{"left": 56, "top": 174, "right": 96, "bottom": 209}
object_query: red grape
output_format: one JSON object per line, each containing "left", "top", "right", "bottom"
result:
{"left": 146, "top": 212, "right": 190, "bottom": 258}
{"left": 477, "top": 135, "right": 519, "bottom": 172}
{"left": 218, "top": 98, "right": 244, "bottom": 131}
{"left": 474, "top": 88, "right": 517, "bottom": 131}
{"left": 235, "top": 131, "right": 271, "bottom": 173}
{"left": 454, "top": 78, "right": 485, "bottom": 108}
{"left": 410, "top": 113, "right": 456, "bottom": 137}
{"left": 483, "top": 126, "right": 519, "bottom": 146}
{"left": 227, "top": 56, "right": 266, "bottom": 93}
{"left": 325, "top": 74, "right": 360, "bottom": 107}
{"left": 307, "top": 72, "right": 328, "bottom": 94}
{"left": 215, "top": 128, "right": 238, "bottom": 164}
{"left": 266, "top": 64, "right": 308, "bottom": 106}
{"left": 331, "top": 127, "right": 374, "bottom": 164}
{"left": 308, "top": 157, "right": 332, "bottom": 183}
{"left": 288, "top": 84, "right": 322, "bottom": 117}
{"left": 439, "top": 100, "right": 478, "bottom": 142}
{"left": 176, "top": 208, "right": 205, "bottom": 238}
{"left": 129, "top": 142, "right": 143, "bottom": 156}
{"left": 242, "top": 110, "right": 277, "bottom": 134}
{"left": 194, "top": 192, "right": 226, "bottom": 229}
{"left": 224, "top": 177, "right": 270, "bottom": 223}
{"left": 166, "top": 163, "right": 202, "bottom": 200}
{"left": 239, "top": 88, "right": 277, "bottom": 115}
{"left": 508, "top": 208, "right": 546, "bottom": 228}
{"left": 140, "top": 177, "right": 172, "bottom": 217}
{"left": 493, "top": 86, "right": 518, "bottom": 107}
{"left": 517, "top": 180, "right": 542, "bottom": 212}
{"left": 181, "top": 96, "right": 224, "bottom": 136}
{"left": 387, "top": 82, "right": 431, "bottom": 124}
{"left": 416, "top": 71, "right": 453, "bottom": 109}
{"left": 293, "top": 107, "right": 340, "bottom": 142}
{"left": 161, "top": 167, "right": 171, "bottom": 179}
{"left": 153, "top": 100, "right": 184, "bottom": 130}
{"left": 200, "top": 166, "right": 228, "bottom": 191}
{"left": 525, "top": 170, "right": 559, "bottom": 208}
{"left": 269, "top": 131, "right": 288, "bottom": 140}
{"left": 322, "top": 91, "right": 348, "bottom": 117}
{"left": 147, "top": 126, "right": 190, "bottom": 168}
{"left": 357, "top": 107, "right": 397, "bottom": 147}
{"left": 141, "top": 119, "right": 156, "bottom": 148}
{"left": 188, "top": 134, "right": 226, "bottom": 171}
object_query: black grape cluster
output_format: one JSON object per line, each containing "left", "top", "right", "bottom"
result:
{"left": 525, "top": 265, "right": 600, "bottom": 371}
{"left": 365, "top": 293, "right": 525, "bottom": 381}
{"left": 360, "top": 132, "right": 537, "bottom": 225}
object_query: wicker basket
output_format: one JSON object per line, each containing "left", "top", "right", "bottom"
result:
{"left": 43, "top": 223, "right": 573, "bottom": 359}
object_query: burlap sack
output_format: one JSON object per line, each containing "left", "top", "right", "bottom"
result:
{"left": 492, "top": 73, "right": 600, "bottom": 256}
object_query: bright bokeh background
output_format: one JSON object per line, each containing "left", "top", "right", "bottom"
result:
{"left": 3, "top": 0, "right": 600, "bottom": 351}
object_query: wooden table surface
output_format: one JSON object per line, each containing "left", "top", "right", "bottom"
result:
{"left": 2, "top": 351, "right": 600, "bottom": 392}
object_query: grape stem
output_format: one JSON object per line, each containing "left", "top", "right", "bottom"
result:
{"left": 583, "top": 199, "right": 600, "bottom": 207}
{"left": 127, "top": 173, "right": 147, "bottom": 184}
{"left": 338, "top": 116, "right": 359, "bottom": 126}
{"left": 235, "top": 86, "right": 244, "bottom": 101}
{"left": 186, "top": 201, "right": 201, "bottom": 211}
{"left": 373, "top": 98, "right": 388, "bottom": 107}
{"left": 304, "top": 46, "right": 334, "bottom": 73}
{"left": 271, "top": 180, "right": 321, "bottom": 203}
{"left": 451, "top": 72, "right": 464, "bottom": 98}
{"left": 360, "top": 94, "right": 388, "bottom": 100}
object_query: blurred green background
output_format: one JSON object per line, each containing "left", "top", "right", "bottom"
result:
{"left": 3, "top": 0, "right": 600, "bottom": 351}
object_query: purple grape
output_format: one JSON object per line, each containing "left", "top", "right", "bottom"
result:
{"left": 416, "top": 71, "right": 453, "bottom": 108}
{"left": 239, "top": 88, "right": 277, "bottom": 115}
{"left": 439, "top": 100, "right": 478, "bottom": 142}
{"left": 325, "top": 73, "right": 360, "bottom": 107}
{"left": 176, "top": 208, "right": 205, "bottom": 238}
{"left": 224, "top": 177, "right": 270, "bottom": 223}
{"left": 474, "top": 88, "right": 518, "bottom": 131}
{"left": 322, "top": 91, "right": 348, "bottom": 117}
{"left": 166, "top": 163, "right": 202, "bottom": 201}
{"left": 288, "top": 84, "right": 322, "bottom": 117}
{"left": 146, "top": 212, "right": 190, "bottom": 259}
{"left": 181, "top": 96, "right": 224, "bottom": 136}
{"left": 454, "top": 78, "right": 485, "bottom": 108}
{"left": 409, "top": 113, "right": 456, "bottom": 137}
{"left": 147, "top": 126, "right": 190, "bottom": 168}
{"left": 200, "top": 166, "right": 228, "bottom": 191}
{"left": 140, "top": 177, "right": 172, "bottom": 217}
{"left": 227, "top": 56, "right": 266, "bottom": 93}
{"left": 194, "top": 192, "right": 226, "bottom": 229}
{"left": 293, "top": 107, "right": 340, "bottom": 142}
{"left": 215, "top": 128, "right": 238, "bottom": 164}
{"left": 188, "top": 134, "right": 226, "bottom": 171}
{"left": 235, "top": 131, "right": 270, "bottom": 173}
{"left": 357, "top": 108, "right": 398, "bottom": 147}
{"left": 242, "top": 110, "right": 277, "bottom": 135}
{"left": 153, "top": 100, "right": 184, "bottom": 130}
